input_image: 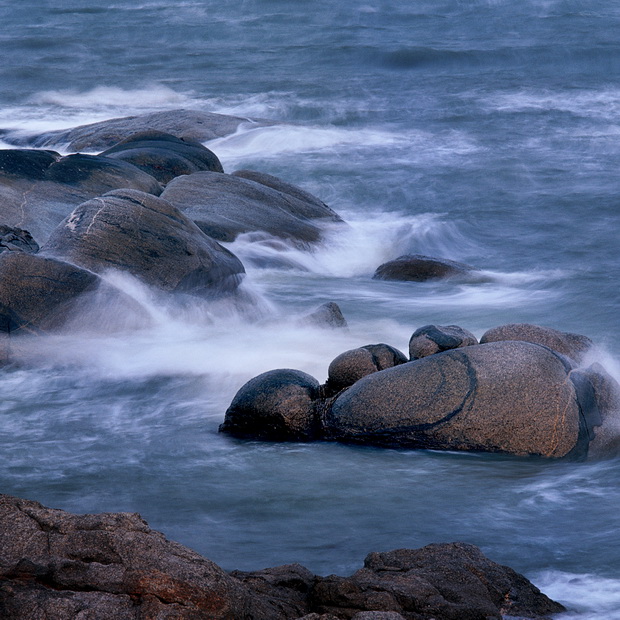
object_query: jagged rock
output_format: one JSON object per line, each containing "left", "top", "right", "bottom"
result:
{"left": 1, "top": 109, "right": 275, "bottom": 152}
{"left": 43, "top": 189, "right": 245, "bottom": 296}
{"left": 161, "top": 171, "right": 342, "bottom": 244}
{"left": 326, "top": 344, "right": 408, "bottom": 395}
{"left": 100, "top": 130, "right": 224, "bottom": 184}
{"left": 301, "top": 302, "right": 348, "bottom": 329}
{"left": 480, "top": 323, "right": 593, "bottom": 363}
{"left": 219, "top": 369, "right": 321, "bottom": 441}
{"left": 408, "top": 324, "right": 478, "bottom": 360}
{"left": 0, "top": 225, "right": 39, "bottom": 254}
{"left": 0, "top": 149, "right": 161, "bottom": 243}
{"left": 373, "top": 254, "right": 480, "bottom": 282}
{"left": 323, "top": 341, "right": 595, "bottom": 458}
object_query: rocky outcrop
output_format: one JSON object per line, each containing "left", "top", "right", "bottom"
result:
{"left": 43, "top": 189, "right": 245, "bottom": 297}
{"left": 0, "top": 495, "right": 565, "bottom": 620}
{"left": 99, "top": 130, "right": 224, "bottom": 184}
{"left": 161, "top": 170, "right": 342, "bottom": 244}
{"left": 219, "top": 369, "right": 321, "bottom": 441}
{"left": 0, "top": 225, "right": 39, "bottom": 254}
{"left": 0, "top": 149, "right": 161, "bottom": 243}
{"left": 1, "top": 109, "right": 274, "bottom": 152}
{"left": 408, "top": 324, "right": 478, "bottom": 360}
{"left": 373, "top": 255, "right": 481, "bottom": 282}
{"left": 480, "top": 322, "right": 593, "bottom": 363}
{"left": 220, "top": 324, "right": 619, "bottom": 459}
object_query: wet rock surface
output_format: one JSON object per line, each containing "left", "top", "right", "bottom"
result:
{"left": 408, "top": 324, "right": 478, "bottom": 360}
{"left": 0, "top": 495, "right": 565, "bottom": 620}
{"left": 0, "top": 225, "right": 39, "bottom": 254}
{"left": 373, "top": 254, "right": 480, "bottom": 282}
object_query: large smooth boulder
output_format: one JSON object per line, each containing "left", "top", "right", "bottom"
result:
{"left": 373, "top": 254, "right": 480, "bottom": 282}
{"left": 161, "top": 171, "right": 342, "bottom": 244}
{"left": 0, "top": 150, "right": 161, "bottom": 243}
{"left": 100, "top": 130, "right": 224, "bottom": 184}
{"left": 326, "top": 344, "right": 408, "bottom": 394}
{"left": 219, "top": 369, "right": 321, "bottom": 441}
{"left": 409, "top": 324, "right": 478, "bottom": 360}
{"left": 43, "top": 189, "right": 245, "bottom": 296}
{"left": 1, "top": 109, "right": 274, "bottom": 152}
{"left": 323, "top": 341, "right": 595, "bottom": 458}
{"left": 480, "top": 323, "right": 593, "bottom": 363}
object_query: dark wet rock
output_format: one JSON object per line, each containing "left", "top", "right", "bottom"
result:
{"left": 0, "top": 252, "right": 149, "bottom": 343}
{"left": 1, "top": 109, "right": 274, "bottom": 152}
{"left": 219, "top": 369, "right": 321, "bottom": 441}
{"left": 100, "top": 130, "right": 224, "bottom": 184}
{"left": 0, "top": 495, "right": 565, "bottom": 620}
{"left": 373, "top": 254, "right": 479, "bottom": 282}
{"left": 161, "top": 171, "right": 342, "bottom": 244}
{"left": 232, "top": 169, "right": 343, "bottom": 222}
{"left": 301, "top": 302, "right": 348, "bottom": 329}
{"left": 0, "top": 226, "right": 39, "bottom": 254}
{"left": 323, "top": 341, "right": 591, "bottom": 458}
{"left": 43, "top": 189, "right": 245, "bottom": 297}
{"left": 311, "top": 543, "right": 565, "bottom": 620}
{"left": 326, "top": 344, "right": 408, "bottom": 395}
{"left": 409, "top": 324, "right": 478, "bottom": 360}
{"left": 0, "top": 150, "right": 162, "bottom": 244}
{"left": 480, "top": 322, "right": 593, "bottom": 363}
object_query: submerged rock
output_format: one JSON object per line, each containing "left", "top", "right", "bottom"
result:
{"left": 100, "top": 130, "right": 224, "bottom": 184}
{"left": 1, "top": 109, "right": 273, "bottom": 152}
{"left": 301, "top": 302, "right": 348, "bottom": 329}
{"left": 0, "top": 494, "right": 565, "bottom": 620}
{"left": 219, "top": 369, "right": 321, "bottom": 441}
{"left": 480, "top": 322, "right": 593, "bottom": 363}
{"left": 43, "top": 189, "right": 245, "bottom": 297}
{"left": 373, "top": 254, "right": 480, "bottom": 282}
{"left": 409, "top": 324, "right": 478, "bottom": 360}
{"left": 161, "top": 171, "right": 342, "bottom": 244}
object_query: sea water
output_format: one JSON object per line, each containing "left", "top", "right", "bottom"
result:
{"left": 1, "top": 1, "right": 620, "bottom": 617}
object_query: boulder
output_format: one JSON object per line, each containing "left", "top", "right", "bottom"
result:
{"left": 0, "top": 225, "right": 39, "bottom": 254}
{"left": 43, "top": 189, "right": 245, "bottom": 296}
{"left": 323, "top": 341, "right": 594, "bottom": 458}
{"left": 326, "top": 344, "right": 408, "bottom": 395}
{"left": 311, "top": 543, "right": 565, "bottom": 620}
{"left": 219, "top": 369, "right": 321, "bottom": 441}
{"left": 0, "top": 495, "right": 565, "bottom": 620}
{"left": 409, "top": 324, "right": 478, "bottom": 360}
{"left": 373, "top": 254, "right": 480, "bottom": 282}
{"left": 480, "top": 323, "right": 593, "bottom": 363}
{"left": 0, "top": 150, "right": 161, "bottom": 244}
{"left": 301, "top": 302, "right": 348, "bottom": 329}
{"left": 1, "top": 109, "right": 274, "bottom": 152}
{"left": 100, "top": 130, "right": 224, "bottom": 184}
{"left": 161, "top": 171, "right": 342, "bottom": 244}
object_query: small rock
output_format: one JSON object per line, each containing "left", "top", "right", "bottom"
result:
{"left": 373, "top": 254, "right": 479, "bottom": 282}
{"left": 0, "top": 226, "right": 39, "bottom": 254}
{"left": 301, "top": 302, "right": 348, "bottom": 329}
{"left": 409, "top": 324, "right": 478, "bottom": 360}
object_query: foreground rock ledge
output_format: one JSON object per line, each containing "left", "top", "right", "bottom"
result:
{"left": 0, "top": 495, "right": 564, "bottom": 619}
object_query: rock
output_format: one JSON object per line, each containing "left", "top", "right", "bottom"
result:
{"left": 2, "top": 109, "right": 274, "bottom": 152}
{"left": 326, "top": 344, "right": 408, "bottom": 395}
{"left": 373, "top": 254, "right": 480, "bottom": 282}
{"left": 301, "top": 302, "right": 348, "bottom": 329}
{"left": 0, "top": 225, "right": 39, "bottom": 254}
{"left": 0, "top": 150, "right": 162, "bottom": 244}
{"left": 323, "top": 341, "right": 594, "bottom": 458}
{"left": 311, "top": 543, "right": 565, "bottom": 620}
{"left": 161, "top": 171, "right": 342, "bottom": 244}
{"left": 100, "top": 130, "right": 224, "bottom": 184}
{"left": 42, "top": 189, "right": 245, "bottom": 297}
{"left": 0, "top": 494, "right": 277, "bottom": 620}
{"left": 219, "top": 369, "right": 321, "bottom": 441}
{"left": 0, "top": 252, "right": 149, "bottom": 340}
{"left": 232, "top": 169, "right": 343, "bottom": 222}
{"left": 480, "top": 323, "right": 593, "bottom": 363}
{"left": 409, "top": 324, "right": 478, "bottom": 360}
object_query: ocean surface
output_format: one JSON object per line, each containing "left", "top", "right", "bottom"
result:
{"left": 1, "top": 0, "right": 620, "bottom": 617}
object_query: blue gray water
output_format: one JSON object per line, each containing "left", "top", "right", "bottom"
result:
{"left": 1, "top": 1, "right": 620, "bottom": 617}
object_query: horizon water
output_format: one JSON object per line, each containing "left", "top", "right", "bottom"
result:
{"left": 1, "top": 1, "right": 620, "bottom": 617}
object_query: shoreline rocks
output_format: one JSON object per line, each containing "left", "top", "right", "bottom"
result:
{"left": 373, "top": 254, "right": 482, "bottom": 282}
{"left": 0, "top": 494, "right": 566, "bottom": 620}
